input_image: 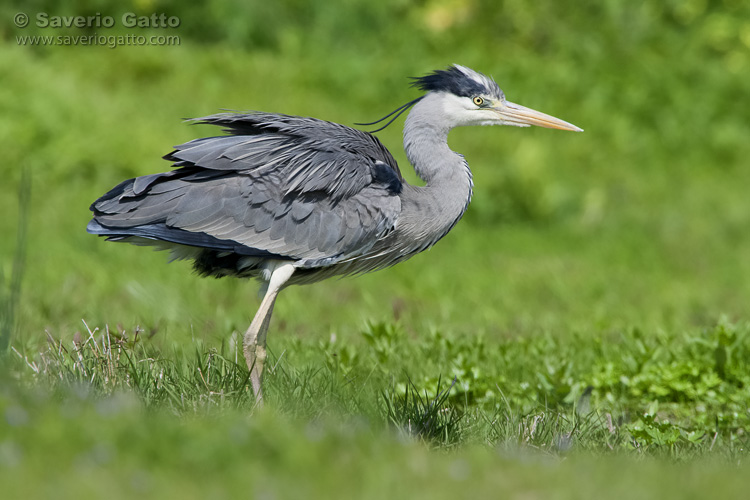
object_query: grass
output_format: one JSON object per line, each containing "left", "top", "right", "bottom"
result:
{"left": 2, "top": 379, "right": 747, "bottom": 500}
{"left": 2, "top": 0, "right": 750, "bottom": 497}
{"left": 9, "top": 320, "right": 750, "bottom": 449}
{"left": 3, "top": 321, "right": 750, "bottom": 497}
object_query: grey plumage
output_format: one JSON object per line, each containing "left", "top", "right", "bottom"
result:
{"left": 89, "top": 112, "right": 405, "bottom": 280}
{"left": 88, "top": 64, "right": 582, "bottom": 401}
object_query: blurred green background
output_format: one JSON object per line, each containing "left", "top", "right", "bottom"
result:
{"left": 2, "top": 0, "right": 749, "bottom": 343}
{"left": 2, "top": 1, "right": 750, "bottom": 497}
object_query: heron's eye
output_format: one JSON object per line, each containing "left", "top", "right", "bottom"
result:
{"left": 472, "top": 96, "right": 485, "bottom": 106}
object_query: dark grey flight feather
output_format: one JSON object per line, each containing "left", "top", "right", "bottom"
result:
{"left": 89, "top": 112, "right": 404, "bottom": 275}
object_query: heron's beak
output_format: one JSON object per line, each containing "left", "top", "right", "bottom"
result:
{"left": 492, "top": 100, "right": 583, "bottom": 132}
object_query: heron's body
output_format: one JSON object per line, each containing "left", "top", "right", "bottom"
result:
{"left": 88, "top": 65, "right": 581, "bottom": 402}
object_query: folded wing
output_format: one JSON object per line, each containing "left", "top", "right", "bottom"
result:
{"left": 88, "top": 112, "right": 403, "bottom": 268}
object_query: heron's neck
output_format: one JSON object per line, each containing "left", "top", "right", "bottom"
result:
{"left": 404, "top": 107, "right": 470, "bottom": 188}
{"left": 404, "top": 100, "right": 473, "bottom": 194}
{"left": 400, "top": 98, "right": 474, "bottom": 242}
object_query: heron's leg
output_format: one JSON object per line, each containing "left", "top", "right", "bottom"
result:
{"left": 243, "top": 262, "right": 295, "bottom": 403}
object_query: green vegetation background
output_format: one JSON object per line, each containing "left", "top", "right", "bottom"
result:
{"left": 1, "top": 0, "right": 750, "bottom": 498}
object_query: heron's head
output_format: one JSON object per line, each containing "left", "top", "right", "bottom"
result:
{"left": 360, "top": 65, "right": 582, "bottom": 133}
{"left": 412, "top": 65, "right": 582, "bottom": 131}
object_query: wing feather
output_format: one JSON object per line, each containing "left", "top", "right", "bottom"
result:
{"left": 89, "top": 112, "right": 403, "bottom": 267}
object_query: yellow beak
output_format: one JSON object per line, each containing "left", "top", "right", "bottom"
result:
{"left": 493, "top": 101, "right": 583, "bottom": 132}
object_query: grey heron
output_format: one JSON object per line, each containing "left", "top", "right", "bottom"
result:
{"left": 88, "top": 65, "right": 582, "bottom": 402}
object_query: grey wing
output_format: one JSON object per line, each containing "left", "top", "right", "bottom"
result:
{"left": 88, "top": 112, "right": 403, "bottom": 268}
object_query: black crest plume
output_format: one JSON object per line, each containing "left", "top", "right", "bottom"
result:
{"left": 410, "top": 65, "right": 498, "bottom": 98}
{"left": 357, "top": 65, "right": 503, "bottom": 133}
